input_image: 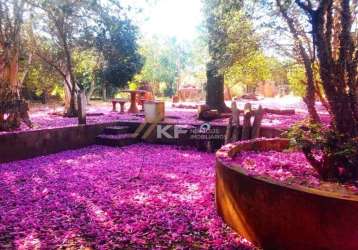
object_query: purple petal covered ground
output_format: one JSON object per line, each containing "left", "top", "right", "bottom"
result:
{"left": 231, "top": 150, "right": 358, "bottom": 194}
{"left": 0, "top": 97, "right": 331, "bottom": 135}
{"left": 0, "top": 144, "right": 253, "bottom": 249}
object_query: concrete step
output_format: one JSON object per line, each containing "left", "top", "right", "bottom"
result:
{"left": 103, "top": 126, "right": 131, "bottom": 135}
{"left": 95, "top": 133, "right": 140, "bottom": 147}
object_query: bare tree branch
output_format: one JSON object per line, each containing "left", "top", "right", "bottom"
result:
{"left": 295, "top": 0, "right": 314, "bottom": 15}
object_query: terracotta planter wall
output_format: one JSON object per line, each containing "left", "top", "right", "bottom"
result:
{"left": 216, "top": 138, "right": 358, "bottom": 250}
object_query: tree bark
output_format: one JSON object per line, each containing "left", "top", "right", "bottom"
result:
{"left": 62, "top": 36, "right": 79, "bottom": 117}
{"left": 308, "top": 0, "right": 358, "bottom": 136}
{"left": 20, "top": 53, "right": 33, "bottom": 86}
{"left": 292, "top": 0, "right": 358, "bottom": 181}
{"left": 63, "top": 72, "right": 78, "bottom": 117}
{"left": 0, "top": 45, "right": 30, "bottom": 130}
{"left": 86, "top": 78, "right": 97, "bottom": 105}
{"left": 102, "top": 81, "right": 107, "bottom": 101}
{"left": 301, "top": 50, "right": 320, "bottom": 123}
{"left": 303, "top": 81, "right": 320, "bottom": 123}
{"left": 206, "top": 62, "right": 230, "bottom": 113}
{"left": 41, "top": 89, "right": 49, "bottom": 104}
{"left": 277, "top": 0, "right": 320, "bottom": 123}
{"left": 314, "top": 81, "right": 330, "bottom": 113}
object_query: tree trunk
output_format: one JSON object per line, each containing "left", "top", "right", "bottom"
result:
{"left": 206, "top": 62, "right": 230, "bottom": 113}
{"left": 292, "top": 0, "right": 358, "bottom": 181}
{"left": 0, "top": 44, "right": 30, "bottom": 130}
{"left": 20, "top": 53, "right": 33, "bottom": 86}
{"left": 77, "top": 90, "right": 86, "bottom": 125}
{"left": 314, "top": 82, "right": 331, "bottom": 113}
{"left": 303, "top": 78, "right": 320, "bottom": 123}
{"left": 86, "top": 78, "right": 96, "bottom": 105}
{"left": 0, "top": 49, "right": 19, "bottom": 99}
{"left": 62, "top": 37, "right": 80, "bottom": 118}
{"left": 41, "top": 89, "right": 49, "bottom": 104}
{"left": 102, "top": 81, "right": 107, "bottom": 101}
{"left": 64, "top": 79, "right": 71, "bottom": 112}
{"left": 277, "top": 0, "right": 320, "bottom": 123}
{"left": 302, "top": 59, "right": 320, "bottom": 123}
{"left": 63, "top": 73, "right": 78, "bottom": 117}
{"left": 310, "top": 0, "right": 358, "bottom": 136}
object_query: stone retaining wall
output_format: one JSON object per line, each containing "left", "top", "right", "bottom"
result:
{"left": 0, "top": 122, "right": 120, "bottom": 163}
{"left": 0, "top": 121, "right": 282, "bottom": 163}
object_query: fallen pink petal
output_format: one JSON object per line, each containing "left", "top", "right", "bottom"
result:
{"left": 0, "top": 144, "right": 253, "bottom": 249}
{"left": 1, "top": 0, "right": 358, "bottom": 248}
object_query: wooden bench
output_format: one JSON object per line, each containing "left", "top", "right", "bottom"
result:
{"left": 112, "top": 99, "right": 127, "bottom": 113}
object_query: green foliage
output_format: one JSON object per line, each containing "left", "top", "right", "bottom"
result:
{"left": 287, "top": 64, "right": 306, "bottom": 97}
{"left": 224, "top": 52, "right": 288, "bottom": 93}
{"left": 29, "top": 0, "right": 143, "bottom": 101}
{"left": 96, "top": 16, "right": 143, "bottom": 90}
{"left": 203, "top": 0, "right": 259, "bottom": 71}
{"left": 225, "top": 52, "right": 272, "bottom": 87}
{"left": 51, "top": 85, "right": 64, "bottom": 99}
{"left": 24, "top": 58, "right": 62, "bottom": 99}
{"left": 285, "top": 121, "right": 358, "bottom": 181}
{"left": 285, "top": 120, "right": 326, "bottom": 150}
{"left": 203, "top": 0, "right": 264, "bottom": 105}
{"left": 136, "top": 36, "right": 192, "bottom": 97}
{"left": 73, "top": 49, "right": 101, "bottom": 89}
{"left": 128, "top": 82, "right": 138, "bottom": 91}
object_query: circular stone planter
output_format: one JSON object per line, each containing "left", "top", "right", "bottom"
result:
{"left": 216, "top": 138, "right": 358, "bottom": 250}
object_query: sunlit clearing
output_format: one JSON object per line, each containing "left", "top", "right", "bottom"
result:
{"left": 133, "top": 192, "right": 150, "bottom": 204}
{"left": 163, "top": 173, "right": 178, "bottom": 180}
{"left": 17, "top": 233, "right": 41, "bottom": 249}
{"left": 138, "top": 0, "right": 203, "bottom": 40}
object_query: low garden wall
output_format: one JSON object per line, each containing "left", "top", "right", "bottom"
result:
{"left": 216, "top": 138, "right": 358, "bottom": 250}
{"left": 0, "top": 120, "right": 283, "bottom": 163}
{"left": 0, "top": 122, "right": 121, "bottom": 163}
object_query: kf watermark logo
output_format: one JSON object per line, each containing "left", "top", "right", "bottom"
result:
{"left": 157, "top": 124, "right": 188, "bottom": 139}
{"left": 132, "top": 121, "right": 222, "bottom": 140}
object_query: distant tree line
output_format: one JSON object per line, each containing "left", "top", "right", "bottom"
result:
{"left": 0, "top": 0, "right": 143, "bottom": 122}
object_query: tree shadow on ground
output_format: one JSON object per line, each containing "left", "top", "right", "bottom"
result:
{"left": 0, "top": 144, "right": 252, "bottom": 249}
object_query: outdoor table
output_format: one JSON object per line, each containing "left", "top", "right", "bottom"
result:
{"left": 112, "top": 99, "right": 127, "bottom": 113}
{"left": 118, "top": 90, "right": 147, "bottom": 113}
